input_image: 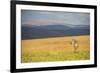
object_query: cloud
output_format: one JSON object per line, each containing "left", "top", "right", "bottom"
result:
{"left": 21, "top": 10, "right": 90, "bottom": 26}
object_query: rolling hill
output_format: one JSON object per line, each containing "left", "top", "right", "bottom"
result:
{"left": 22, "top": 24, "right": 90, "bottom": 40}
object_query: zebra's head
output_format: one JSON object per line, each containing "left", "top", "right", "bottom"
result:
{"left": 71, "top": 39, "right": 77, "bottom": 45}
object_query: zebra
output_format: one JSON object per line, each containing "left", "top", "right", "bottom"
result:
{"left": 70, "top": 39, "right": 79, "bottom": 53}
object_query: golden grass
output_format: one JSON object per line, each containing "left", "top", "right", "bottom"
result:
{"left": 21, "top": 35, "right": 90, "bottom": 63}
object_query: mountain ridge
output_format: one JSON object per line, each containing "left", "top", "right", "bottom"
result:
{"left": 22, "top": 24, "right": 90, "bottom": 40}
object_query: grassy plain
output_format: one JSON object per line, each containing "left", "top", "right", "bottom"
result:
{"left": 21, "top": 35, "right": 90, "bottom": 63}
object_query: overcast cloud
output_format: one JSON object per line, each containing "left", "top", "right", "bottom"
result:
{"left": 21, "top": 10, "right": 90, "bottom": 26}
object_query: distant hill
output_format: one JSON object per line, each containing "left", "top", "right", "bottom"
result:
{"left": 22, "top": 24, "right": 90, "bottom": 40}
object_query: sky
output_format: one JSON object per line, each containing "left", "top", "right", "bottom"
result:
{"left": 21, "top": 10, "right": 90, "bottom": 26}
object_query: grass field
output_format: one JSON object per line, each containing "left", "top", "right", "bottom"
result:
{"left": 21, "top": 35, "right": 90, "bottom": 63}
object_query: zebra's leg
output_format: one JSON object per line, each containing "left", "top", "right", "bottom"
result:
{"left": 74, "top": 46, "right": 77, "bottom": 53}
